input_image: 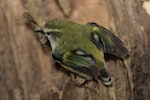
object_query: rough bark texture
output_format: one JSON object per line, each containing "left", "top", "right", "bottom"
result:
{"left": 0, "top": 0, "right": 149, "bottom": 100}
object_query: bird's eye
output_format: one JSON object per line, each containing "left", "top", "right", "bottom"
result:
{"left": 46, "top": 32, "right": 51, "bottom": 35}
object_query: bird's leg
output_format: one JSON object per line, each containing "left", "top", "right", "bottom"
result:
{"left": 70, "top": 74, "right": 99, "bottom": 95}
{"left": 76, "top": 80, "right": 90, "bottom": 87}
{"left": 70, "top": 74, "right": 90, "bottom": 87}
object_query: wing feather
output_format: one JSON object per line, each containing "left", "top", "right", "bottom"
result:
{"left": 88, "top": 22, "right": 128, "bottom": 58}
{"left": 60, "top": 49, "right": 99, "bottom": 80}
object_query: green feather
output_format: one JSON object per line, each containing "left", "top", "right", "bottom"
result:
{"left": 87, "top": 22, "right": 128, "bottom": 58}
{"left": 61, "top": 50, "right": 99, "bottom": 80}
{"left": 25, "top": 12, "right": 128, "bottom": 86}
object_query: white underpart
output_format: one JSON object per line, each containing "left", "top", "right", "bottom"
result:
{"left": 47, "top": 35, "right": 56, "bottom": 52}
{"left": 43, "top": 28, "right": 57, "bottom": 52}
{"left": 43, "top": 28, "right": 60, "bottom": 52}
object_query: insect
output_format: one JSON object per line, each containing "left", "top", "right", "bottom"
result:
{"left": 23, "top": 12, "right": 128, "bottom": 86}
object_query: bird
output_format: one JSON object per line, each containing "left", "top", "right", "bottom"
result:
{"left": 24, "top": 12, "right": 128, "bottom": 86}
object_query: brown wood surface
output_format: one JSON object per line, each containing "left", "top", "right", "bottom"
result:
{"left": 0, "top": 0, "right": 149, "bottom": 100}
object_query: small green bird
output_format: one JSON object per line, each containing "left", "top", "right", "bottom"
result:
{"left": 24, "top": 12, "right": 128, "bottom": 86}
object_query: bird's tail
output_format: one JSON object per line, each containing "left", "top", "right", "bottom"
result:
{"left": 98, "top": 68, "right": 112, "bottom": 86}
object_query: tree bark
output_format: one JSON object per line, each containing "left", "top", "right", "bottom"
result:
{"left": 0, "top": 0, "right": 149, "bottom": 100}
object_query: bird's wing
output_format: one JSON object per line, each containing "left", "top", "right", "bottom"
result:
{"left": 87, "top": 22, "right": 128, "bottom": 58}
{"left": 53, "top": 49, "right": 99, "bottom": 80}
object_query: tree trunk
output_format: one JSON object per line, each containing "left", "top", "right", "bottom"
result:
{"left": 0, "top": 0, "right": 149, "bottom": 100}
